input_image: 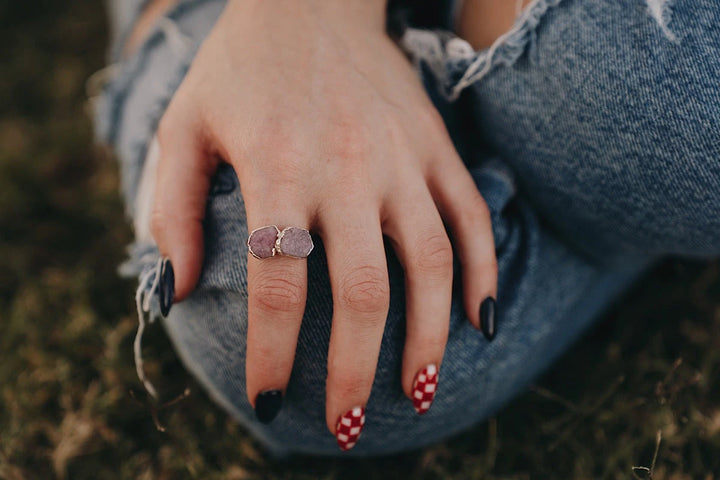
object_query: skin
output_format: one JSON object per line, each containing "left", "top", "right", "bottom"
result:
{"left": 122, "top": 0, "right": 179, "bottom": 58}
{"left": 457, "top": 0, "right": 534, "bottom": 50}
{"left": 130, "top": 0, "right": 516, "bottom": 436}
{"left": 124, "top": 0, "right": 529, "bottom": 56}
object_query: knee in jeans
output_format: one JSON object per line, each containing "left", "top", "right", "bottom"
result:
{"left": 631, "top": 160, "right": 720, "bottom": 257}
{"left": 522, "top": 150, "right": 720, "bottom": 261}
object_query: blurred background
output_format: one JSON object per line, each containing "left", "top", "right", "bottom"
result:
{"left": 1, "top": 1, "right": 718, "bottom": 478}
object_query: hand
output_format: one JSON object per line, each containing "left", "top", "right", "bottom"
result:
{"left": 150, "top": 0, "right": 497, "bottom": 448}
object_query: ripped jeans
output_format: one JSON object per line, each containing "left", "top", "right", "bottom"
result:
{"left": 95, "top": 0, "right": 720, "bottom": 456}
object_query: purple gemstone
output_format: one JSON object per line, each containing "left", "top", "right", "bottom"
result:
{"left": 247, "top": 225, "right": 279, "bottom": 259}
{"left": 278, "top": 227, "right": 314, "bottom": 258}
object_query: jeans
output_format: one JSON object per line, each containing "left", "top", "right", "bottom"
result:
{"left": 94, "top": 0, "right": 720, "bottom": 456}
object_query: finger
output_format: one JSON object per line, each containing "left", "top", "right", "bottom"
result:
{"left": 322, "top": 206, "right": 389, "bottom": 451}
{"left": 151, "top": 112, "right": 218, "bottom": 311}
{"left": 244, "top": 201, "right": 311, "bottom": 424}
{"left": 427, "top": 146, "right": 498, "bottom": 340}
{"left": 383, "top": 181, "right": 452, "bottom": 414}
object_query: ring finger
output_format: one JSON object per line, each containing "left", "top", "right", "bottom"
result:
{"left": 245, "top": 203, "right": 313, "bottom": 424}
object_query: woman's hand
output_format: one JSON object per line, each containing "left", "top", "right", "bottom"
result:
{"left": 150, "top": 0, "right": 497, "bottom": 448}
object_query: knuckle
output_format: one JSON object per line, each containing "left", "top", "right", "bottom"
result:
{"left": 421, "top": 106, "right": 448, "bottom": 133}
{"left": 413, "top": 105, "right": 451, "bottom": 147}
{"left": 329, "top": 373, "right": 373, "bottom": 402}
{"left": 156, "top": 114, "right": 178, "bottom": 147}
{"left": 325, "top": 117, "right": 369, "bottom": 162}
{"left": 150, "top": 208, "right": 170, "bottom": 241}
{"left": 333, "top": 130, "right": 366, "bottom": 161}
{"left": 265, "top": 144, "right": 307, "bottom": 179}
{"left": 247, "top": 116, "right": 291, "bottom": 153}
{"left": 251, "top": 343, "right": 293, "bottom": 374}
{"left": 411, "top": 233, "right": 454, "bottom": 277}
{"left": 460, "top": 193, "right": 492, "bottom": 229}
{"left": 338, "top": 265, "right": 390, "bottom": 315}
{"left": 252, "top": 273, "right": 305, "bottom": 314}
{"left": 415, "top": 331, "right": 449, "bottom": 353}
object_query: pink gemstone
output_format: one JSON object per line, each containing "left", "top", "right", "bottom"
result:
{"left": 247, "top": 225, "right": 279, "bottom": 259}
{"left": 277, "top": 227, "right": 314, "bottom": 258}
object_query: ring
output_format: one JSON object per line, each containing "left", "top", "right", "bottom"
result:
{"left": 247, "top": 225, "right": 314, "bottom": 259}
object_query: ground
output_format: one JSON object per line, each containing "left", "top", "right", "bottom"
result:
{"left": 0, "top": 1, "right": 718, "bottom": 478}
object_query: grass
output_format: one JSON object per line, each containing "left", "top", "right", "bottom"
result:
{"left": 1, "top": 1, "right": 718, "bottom": 478}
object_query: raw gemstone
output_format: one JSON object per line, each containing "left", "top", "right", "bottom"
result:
{"left": 277, "top": 227, "right": 314, "bottom": 258}
{"left": 247, "top": 225, "right": 279, "bottom": 259}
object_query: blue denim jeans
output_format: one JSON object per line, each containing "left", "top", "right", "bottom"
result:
{"left": 95, "top": 0, "right": 720, "bottom": 456}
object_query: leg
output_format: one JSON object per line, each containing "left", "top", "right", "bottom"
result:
{"left": 96, "top": 0, "right": 715, "bottom": 457}
{"left": 457, "top": 0, "right": 534, "bottom": 50}
{"left": 447, "top": 0, "right": 720, "bottom": 263}
{"left": 160, "top": 157, "right": 650, "bottom": 456}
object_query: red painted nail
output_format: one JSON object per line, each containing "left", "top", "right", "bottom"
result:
{"left": 335, "top": 406, "right": 365, "bottom": 451}
{"left": 412, "top": 364, "right": 438, "bottom": 415}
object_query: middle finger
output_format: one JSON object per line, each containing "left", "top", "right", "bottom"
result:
{"left": 321, "top": 205, "right": 389, "bottom": 451}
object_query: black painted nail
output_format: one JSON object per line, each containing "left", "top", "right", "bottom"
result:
{"left": 159, "top": 258, "right": 175, "bottom": 317}
{"left": 255, "top": 390, "right": 283, "bottom": 424}
{"left": 480, "top": 297, "right": 496, "bottom": 341}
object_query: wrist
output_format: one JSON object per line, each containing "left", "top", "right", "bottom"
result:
{"left": 225, "top": 0, "right": 388, "bottom": 35}
{"left": 311, "top": 0, "right": 388, "bottom": 31}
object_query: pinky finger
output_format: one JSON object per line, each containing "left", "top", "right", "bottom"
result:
{"left": 427, "top": 151, "right": 498, "bottom": 340}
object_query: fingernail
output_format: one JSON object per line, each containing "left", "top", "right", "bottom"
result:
{"left": 159, "top": 258, "right": 175, "bottom": 317}
{"left": 480, "top": 296, "right": 496, "bottom": 341}
{"left": 412, "top": 363, "right": 438, "bottom": 415}
{"left": 335, "top": 406, "right": 365, "bottom": 451}
{"left": 255, "top": 390, "right": 283, "bottom": 424}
